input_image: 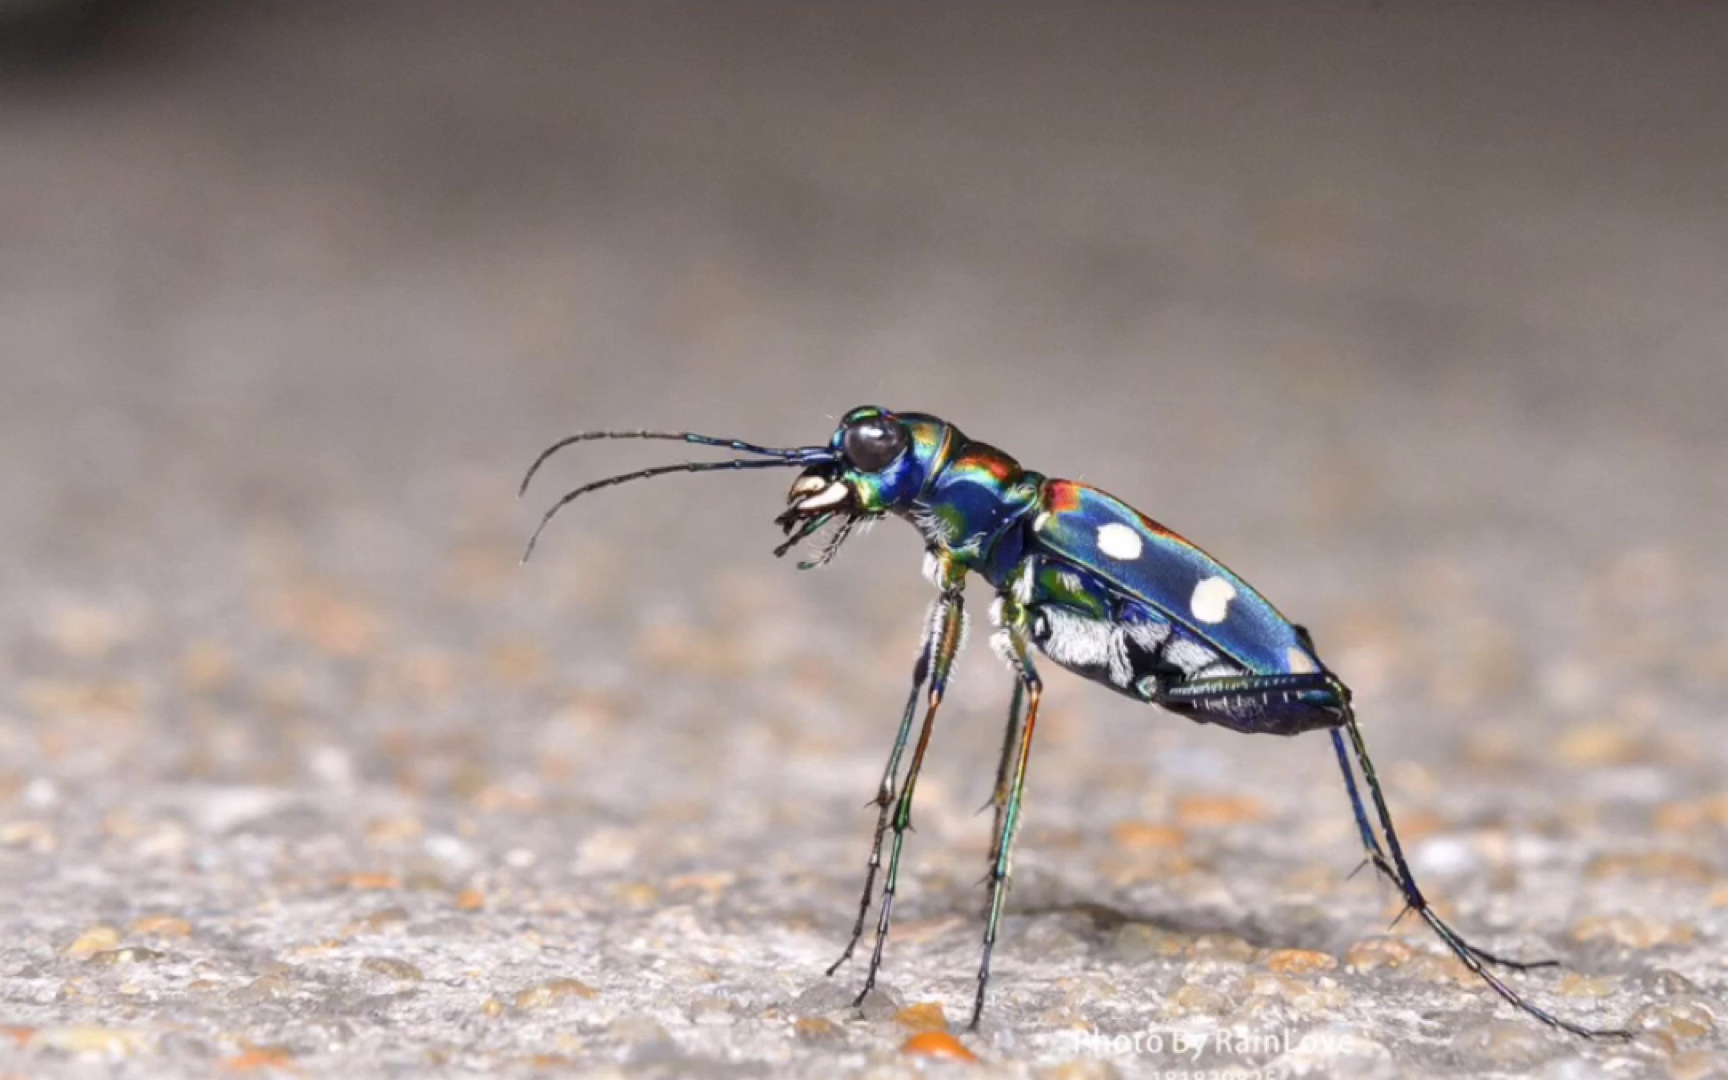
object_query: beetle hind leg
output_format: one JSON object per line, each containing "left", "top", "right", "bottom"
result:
{"left": 1154, "top": 673, "right": 1626, "bottom": 1038}
{"left": 1328, "top": 726, "right": 1555, "bottom": 972}
{"left": 1330, "top": 710, "right": 1626, "bottom": 1037}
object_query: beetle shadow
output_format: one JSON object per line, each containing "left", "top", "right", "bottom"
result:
{"left": 1024, "top": 899, "right": 1338, "bottom": 950}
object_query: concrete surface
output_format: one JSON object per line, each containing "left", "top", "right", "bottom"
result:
{"left": 2, "top": 3, "right": 1726, "bottom": 1077}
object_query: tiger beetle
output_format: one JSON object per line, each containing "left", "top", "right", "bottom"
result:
{"left": 519, "top": 406, "right": 1631, "bottom": 1039}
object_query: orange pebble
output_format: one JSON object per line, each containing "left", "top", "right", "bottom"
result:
{"left": 336, "top": 872, "right": 400, "bottom": 891}
{"left": 893, "top": 1002, "right": 948, "bottom": 1032}
{"left": 899, "top": 1031, "right": 978, "bottom": 1062}
{"left": 224, "top": 1046, "right": 296, "bottom": 1071}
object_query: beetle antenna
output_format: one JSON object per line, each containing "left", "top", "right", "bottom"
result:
{"left": 520, "top": 430, "right": 826, "bottom": 497}
{"left": 522, "top": 457, "right": 809, "bottom": 564}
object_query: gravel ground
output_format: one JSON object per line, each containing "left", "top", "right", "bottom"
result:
{"left": 3, "top": 4, "right": 1727, "bottom": 1077}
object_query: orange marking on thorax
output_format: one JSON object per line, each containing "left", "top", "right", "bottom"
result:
{"left": 1045, "top": 480, "right": 1082, "bottom": 514}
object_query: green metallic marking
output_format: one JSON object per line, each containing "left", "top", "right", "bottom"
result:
{"left": 1035, "top": 562, "right": 1109, "bottom": 617}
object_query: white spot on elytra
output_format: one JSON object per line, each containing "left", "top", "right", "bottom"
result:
{"left": 1033, "top": 511, "right": 1051, "bottom": 532}
{"left": 1189, "top": 576, "right": 1237, "bottom": 624}
{"left": 1286, "top": 647, "right": 1320, "bottom": 674}
{"left": 1096, "top": 523, "right": 1143, "bottom": 561}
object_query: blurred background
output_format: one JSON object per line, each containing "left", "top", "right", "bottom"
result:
{"left": 2, "top": 2, "right": 1725, "bottom": 1074}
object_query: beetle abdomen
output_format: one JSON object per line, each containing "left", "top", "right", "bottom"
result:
{"left": 1030, "top": 602, "right": 1251, "bottom": 701}
{"left": 1030, "top": 480, "right": 1322, "bottom": 677}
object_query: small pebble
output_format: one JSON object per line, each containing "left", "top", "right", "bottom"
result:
{"left": 486, "top": 641, "right": 546, "bottom": 683}
{"left": 664, "top": 871, "right": 738, "bottom": 897}
{"left": 1449, "top": 1018, "right": 1561, "bottom": 1067}
{"left": 223, "top": 1046, "right": 297, "bottom": 1071}
{"left": 1555, "top": 972, "right": 1619, "bottom": 999}
{"left": 514, "top": 978, "right": 598, "bottom": 1009}
{"left": 611, "top": 882, "right": 658, "bottom": 907}
{"left": 900, "top": 1031, "right": 978, "bottom": 1062}
{"left": 454, "top": 887, "right": 485, "bottom": 911}
{"left": 1108, "top": 923, "right": 1188, "bottom": 959}
{"left": 228, "top": 974, "right": 295, "bottom": 1005}
{"left": 1344, "top": 937, "right": 1414, "bottom": 971}
{"left": 609, "top": 1016, "right": 674, "bottom": 1062}
{"left": 36, "top": 1026, "right": 155, "bottom": 1057}
{"left": 1585, "top": 851, "right": 1715, "bottom": 883}
{"left": 361, "top": 957, "right": 423, "bottom": 981}
{"left": 1405, "top": 951, "right": 1473, "bottom": 986}
{"left": 1570, "top": 914, "right": 1695, "bottom": 948}
{"left": 365, "top": 816, "right": 424, "bottom": 845}
{"left": 0, "top": 820, "right": 57, "bottom": 852}
{"left": 1240, "top": 973, "right": 1297, "bottom": 998}
{"left": 86, "top": 947, "right": 165, "bottom": 966}
{"left": 1556, "top": 724, "right": 1641, "bottom": 766}
{"left": 1162, "top": 982, "right": 1229, "bottom": 1016}
{"left": 1264, "top": 948, "right": 1337, "bottom": 975}
{"left": 336, "top": 872, "right": 401, "bottom": 891}
{"left": 788, "top": 979, "right": 863, "bottom": 1017}
{"left": 688, "top": 994, "right": 737, "bottom": 1024}
{"left": 267, "top": 584, "right": 382, "bottom": 657}
{"left": 857, "top": 986, "right": 904, "bottom": 1022}
{"left": 893, "top": 1002, "right": 948, "bottom": 1032}
{"left": 129, "top": 915, "right": 193, "bottom": 938}
{"left": 345, "top": 906, "right": 409, "bottom": 935}
{"left": 64, "top": 926, "right": 121, "bottom": 958}
{"left": 1630, "top": 968, "right": 1700, "bottom": 995}
{"left": 178, "top": 640, "right": 233, "bottom": 691}
{"left": 793, "top": 1017, "right": 843, "bottom": 1044}
{"left": 1629, "top": 999, "right": 1715, "bottom": 1043}
{"left": 1667, "top": 1049, "right": 1728, "bottom": 1080}
{"left": 1109, "top": 821, "right": 1186, "bottom": 849}
{"left": 1175, "top": 793, "right": 1267, "bottom": 827}
{"left": 1189, "top": 933, "right": 1256, "bottom": 962}
{"left": 46, "top": 603, "right": 126, "bottom": 658}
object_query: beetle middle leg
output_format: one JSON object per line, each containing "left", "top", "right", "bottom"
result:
{"left": 973, "top": 597, "right": 1043, "bottom": 1029}
{"left": 982, "top": 679, "right": 1024, "bottom": 845}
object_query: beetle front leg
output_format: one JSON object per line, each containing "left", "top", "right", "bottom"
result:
{"left": 849, "top": 554, "right": 968, "bottom": 1008}
{"left": 824, "top": 615, "right": 933, "bottom": 977}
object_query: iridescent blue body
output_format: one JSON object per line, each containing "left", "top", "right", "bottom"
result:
{"left": 520, "top": 405, "right": 1629, "bottom": 1040}
{"left": 838, "top": 410, "right": 1341, "bottom": 735}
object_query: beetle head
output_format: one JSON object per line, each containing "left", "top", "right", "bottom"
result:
{"left": 773, "top": 406, "right": 945, "bottom": 567}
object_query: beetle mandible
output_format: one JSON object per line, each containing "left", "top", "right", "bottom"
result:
{"left": 520, "top": 405, "right": 1630, "bottom": 1038}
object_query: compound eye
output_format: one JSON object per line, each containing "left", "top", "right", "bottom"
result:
{"left": 841, "top": 418, "right": 908, "bottom": 472}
